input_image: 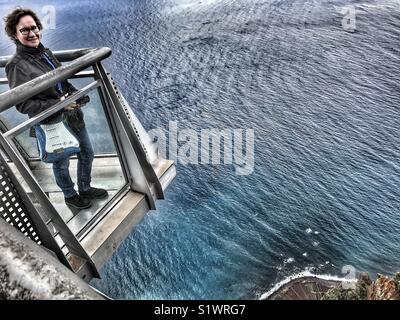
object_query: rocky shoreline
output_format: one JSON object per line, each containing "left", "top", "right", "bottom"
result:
{"left": 267, "top": 272, "right": 400, "bottom": 300}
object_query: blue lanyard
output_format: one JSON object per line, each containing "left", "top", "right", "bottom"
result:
{"left": 42, "top": 52, "right": 63, "bottom": 94}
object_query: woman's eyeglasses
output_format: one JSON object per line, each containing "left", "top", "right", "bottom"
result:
{"left": 19, "top": 26, "right": 40, "bottom": 36}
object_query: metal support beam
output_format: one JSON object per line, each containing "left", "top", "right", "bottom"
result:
{"left": 93, "top": 67, "right": 156, "bottom": 209}
{"left": 95, "top": 63, "right": 164, "bottom": 204}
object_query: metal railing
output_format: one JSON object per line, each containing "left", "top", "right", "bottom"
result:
{"left": 0, "top": 47, "right": 171, "bottom": 280}
{"left": 0, "top": 48, "right": 111, "bottom": 112}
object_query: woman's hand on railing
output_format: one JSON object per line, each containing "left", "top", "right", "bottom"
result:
{"left": 60, "top": 93, "right": 80, "bottom": 110}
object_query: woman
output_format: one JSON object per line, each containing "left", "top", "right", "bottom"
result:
{"left": 4, "top": 7, "right": 107, "bottom": 210}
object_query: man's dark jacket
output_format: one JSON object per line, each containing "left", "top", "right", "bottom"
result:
{"left": 5, "top": 42, "right": 87, "bottom": 136}
{"left": 5, "top": 42, "right": 77, "bottom": 120}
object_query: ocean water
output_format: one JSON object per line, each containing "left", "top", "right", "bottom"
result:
{"left": 1, "top": 0, "right": 399, "bottom": 299}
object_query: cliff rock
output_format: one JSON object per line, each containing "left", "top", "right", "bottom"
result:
{"left": 322, "top": 272, "right": 400, "bottom": 300}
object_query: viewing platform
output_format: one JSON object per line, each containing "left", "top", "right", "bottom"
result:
{"left": 0, "top": 47, "right": 176, "bottom": 283}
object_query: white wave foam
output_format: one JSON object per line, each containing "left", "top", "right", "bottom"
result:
{"left": 259, "top": 271, "right": 357, "bottom": 300}
{"left": 283, "top": 257, "right": 295, "bottom": 264}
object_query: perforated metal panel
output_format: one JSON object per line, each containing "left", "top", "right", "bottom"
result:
{"left": 0, "top": 161, "right": 42, "bottom": 245}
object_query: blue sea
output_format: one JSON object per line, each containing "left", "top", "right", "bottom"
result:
{"left": 1, "top": 0, "right": 399, "bottom": 299}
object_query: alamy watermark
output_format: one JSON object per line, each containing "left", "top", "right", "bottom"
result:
{"left": 41, "top": 5, "right": 56, "bottom": 30}
{"left": 335, "top": 5, "right": 356, "bottom": 32}
{"left": 149, "top": 121, "right": 255, "bottom": 176}
{"left": 1, "top": 5, "right": 57, "bottom": 30}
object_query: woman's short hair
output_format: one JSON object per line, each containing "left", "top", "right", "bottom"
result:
{"left": 3, "top": 7, "right": 43, "bottom": 43}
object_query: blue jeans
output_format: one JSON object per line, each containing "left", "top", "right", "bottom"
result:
{"left": 52, "top": 127, "right": 94, "bottom": 198}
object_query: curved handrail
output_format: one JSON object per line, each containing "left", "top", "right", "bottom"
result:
{"left": 0, "top": 47, "right": 94, "bottom": 67}
{"left": 0, "top": 47, "right": 111, "bottom": 113}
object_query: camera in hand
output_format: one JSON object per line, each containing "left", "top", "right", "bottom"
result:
{"left": 76, "top": 95, "right": 90, "bottom": 106}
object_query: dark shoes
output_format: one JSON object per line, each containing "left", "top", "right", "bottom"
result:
{"left": 79, "top": 187, "right": 108, "bottom": 200}
{"left": 65, "top": 188, "right": 108, "bottom": 211}
{"left": 65, "top": 194, "right": 92, "bottom": 210}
